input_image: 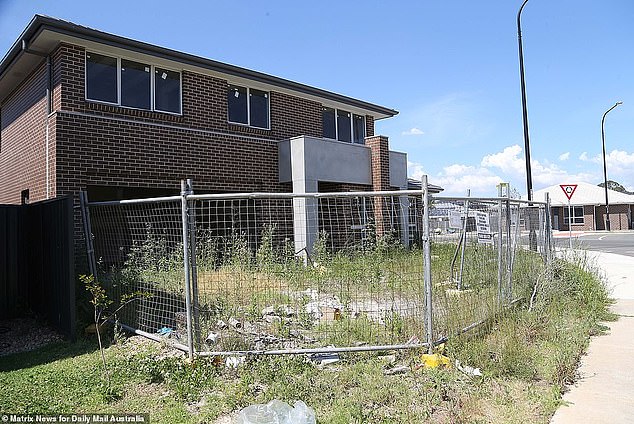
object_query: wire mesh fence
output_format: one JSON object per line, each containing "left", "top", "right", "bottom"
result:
{"left": 81, "top": 179, "right": 553, "bottom": 357}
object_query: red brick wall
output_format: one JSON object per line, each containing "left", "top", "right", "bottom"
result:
{"left": 55, "top": 44, "right": 323, "bottom": 139}
{"left": 54, "top": 112, "right": 284, "bottom": 197}
{"left": 365, "top": 115, "right": 375, "bottom": 138}
{"left": 554, "top": 204, "right": 632, "bottom": 231}
{"left": 2, "top": 42, "right": 379, "bottom": 203}
{"left": 47, "top": 43, "right": 333, "bottom": 196}
{"left": 595, "top": 204, "right": 631, "bottom": 231}
{"left": 366, "top": 135, "right": 390, "bottom": 192}
{"left": 0, "top": 61, "right": 51, "bottom": 204}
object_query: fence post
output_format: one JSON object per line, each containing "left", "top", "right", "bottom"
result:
{"left": 457, "top": 189, "right": 470, "bottom": 290}
{"left": 545, "top": 193, "right": 553, "bottom": 268}
{"left": 422, "top": 175, "right": 433, "bottom": 353}
{"left": 186, "top": 179, "right": 201, "bottom": 349}
{"left": 180, "top": 180, "right": 195, "bottom": 360}
{"left": 505, "top": 192, "right": 512, "bottom": 304}
{"left": 79, "top": 191, "right": 97, "bottom": 279}
{"left": 497, "top": 186, "right": 504, "bottom": 306}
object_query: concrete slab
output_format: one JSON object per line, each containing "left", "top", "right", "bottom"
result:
{"left": 551, "top": 251, "right": 634, "bottom": 423}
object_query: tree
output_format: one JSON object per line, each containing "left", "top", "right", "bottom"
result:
{"left": 598, "top": 180, "right": 633, "bottom": 195}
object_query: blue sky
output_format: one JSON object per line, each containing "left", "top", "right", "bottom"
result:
{"left": 2, "top": 1, "right": 632, "bottom": 196}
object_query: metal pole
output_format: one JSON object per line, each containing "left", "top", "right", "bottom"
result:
{"left": 601, "top": 101, "right": 623, "bottom": 231}
{"left": 186, "top": 179, "right": 201, "bottom": 349}
{"left": 79, "top": 191, "right": 98, "bottom": 278}
{"left": 422, "top": 175, "right": 433, "bottom": 354}
{"left": 458, "top": 189, "right": 470, "bottom": 290}
{"left": 546, "top": 192, "right": 553, "bottom": 270}
{"left": 505, "top": 193, "right": 512, "bottom": 303}
{"left": 497, "top": 186, "right": 504, "bottom": 305}
{"left": 568, "top": 199, "right": 572, "bottom": 249}
{"left": 180, "top": 180, "right": 195, "bottom": 360}
{"left": 518, "top": 0, "right": 533, "bottom": 202}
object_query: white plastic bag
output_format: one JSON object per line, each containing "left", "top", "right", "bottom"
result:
{"left": 234, "top": 399, "right": 315, "bottom": 424}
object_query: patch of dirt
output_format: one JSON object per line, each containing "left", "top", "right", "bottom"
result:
{"left": 0, "top": 317, "right": 63, "bottom": 356}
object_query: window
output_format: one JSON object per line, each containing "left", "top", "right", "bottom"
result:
{"left": 21, "top": 189, "right": 29, "bottom": 205}
{"left": 337, "top": 109, "right": 352, "bottom": 142}
{"left": 85, "top": 52, "right": 181, "bottom": 114}
{"left": 121, "top": 59, "right": 150, "bottom": 109}
{"left": 155, "top": 68, "right": 181, "bottom": 114}
{"left": 564, "top": 206, "right": 584, "bottom": 224}
{"left": 227, "top": 85, "right": 270, "bottom": 129}
{"left": 321, "top": 107, "right": 365, "bottom": 143}
{"left": 322, "top": 107, "right": 336, "bottom": 139}
{"left": 86, "top": 52, "right": 118, "bottom": 104}
{"left": 353, "top": 113, "right": 365, "bottom": 144}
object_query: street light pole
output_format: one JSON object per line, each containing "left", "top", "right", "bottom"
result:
{"left": 517, "top": 0, "right": 533, "bottom": 201}
{"left": 601, "top": 101, "right": 623, "bottom": 231}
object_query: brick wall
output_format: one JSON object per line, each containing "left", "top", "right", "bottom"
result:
{"left": 0, "top": 61, "right": 50, "bottom": 204}
{"left": 595, "top": 204, "right": 631, "bottom": 231}
{"left": 553, "top": 204, "right": 632, "bottom": 231}
{"left": 55, "top": 44, "right": 324, "bottom": 140}
{"left": 365, "top": 115, "right": 375, "bottom": 138}
{"left": 366, "top": 135, "right": 390, "bottom": 192}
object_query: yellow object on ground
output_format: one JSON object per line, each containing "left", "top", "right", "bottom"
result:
{"left": 420, "top": 353, "right": 452, "bottom": 369}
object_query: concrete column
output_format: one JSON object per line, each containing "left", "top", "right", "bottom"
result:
{"left": 289, "top": 137, "right": 319, "bottom": 261}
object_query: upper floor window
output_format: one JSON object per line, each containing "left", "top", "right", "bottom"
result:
{"left": 86, "top": 52, "right": 118, "bottom": 104}
{"left": 228, "top": 85, "right": 270, "bottom": 129}
{"left": 85, "top": 52, "right": 181, "bottom": 114}
{"left": 322, "top": 107, "right": 365, "bottom": 144}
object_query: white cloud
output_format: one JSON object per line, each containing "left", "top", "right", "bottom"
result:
{"left": 407, "top": 161, "right": 426, "bottom": 181}
{"left": 481, "top": 145, "right": 525, "bottom": 176}
{"left": 401, "top": 127, "right": 424, "bottom": 136}
{"left": 571, "top": 149, "right": 634, "bottom": 188}
{"left": 408, "top": 144, "right": 601, "bottom": 197}
{"left": 479, "top": 144, "right": 595, "bottom": 187}
{"left": 559, "top": 152, "right": 570, "bottom": 161}
{"left": 605, "top": 150, "right": 634, "bottom": 169}
{"left": 435, "top": 164, "right": 503, "bottom": 196}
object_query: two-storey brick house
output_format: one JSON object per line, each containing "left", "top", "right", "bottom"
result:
{"left": 1, "top": 15, "right": 410, "bottom": 206}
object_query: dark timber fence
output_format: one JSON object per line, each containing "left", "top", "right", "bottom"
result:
{"left": 0, "top": 196, "right": 75, "bottom": 339}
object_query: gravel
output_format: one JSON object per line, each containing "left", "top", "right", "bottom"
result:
{"left": 0, "top": 317, "right": 63, "bottom": 357}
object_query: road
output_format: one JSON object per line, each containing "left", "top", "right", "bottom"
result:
{"left": 565, "top": 232, "right": 634, "bottom": 257}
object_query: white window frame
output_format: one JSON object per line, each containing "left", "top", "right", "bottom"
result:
{"left": 564, "top": 206, "right": 584, "bottom": 225}
{"left": 84, "top": 51, "right": 182, "bottom": 115}
{"left": 322, "top": 106, "right": 365, "bottom": 144}
{"left": 227, "top": 84, "right": 270, "bottom": 130}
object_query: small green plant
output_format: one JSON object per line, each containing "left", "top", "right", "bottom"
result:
{"left": 82, "top": 274, "right": 152, "bottom": 398}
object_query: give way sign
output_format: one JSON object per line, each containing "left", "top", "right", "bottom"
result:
{"left": 560, "top": 184, "right": 578, "bottom": 201}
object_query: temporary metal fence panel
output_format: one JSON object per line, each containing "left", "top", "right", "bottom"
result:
{"left": 82, "top": 180, "right": 552, "bottom": 356}
{"left": 429, "top": 195, "right": 551, "bottom": 342}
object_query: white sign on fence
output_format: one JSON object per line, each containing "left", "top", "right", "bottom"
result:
{"left": 449, "top": 210, "right": 462, "bottom": 229}
{"left": 475, "top": 211, "right": 493, "bottom": 244}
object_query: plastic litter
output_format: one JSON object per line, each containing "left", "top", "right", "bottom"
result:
{"left": 205, "top": 331, "right": 220, "bottom": 345}
{"left": 225, "top": 356, "right": 245, "bottom": 369}
{"left": 234, "top": 399, "right": 315, "bottom": 424}
{"left": 455, "top": 360, "right": 482, "bottom": 377}
{"left": 419, "top": 353, "right": 452, "bottom": 369}
{"left": 383, "top": 364, "right": 410, "bottom": 375}
{"left": 157, "top": 327, "right": 173, "bottom": 336}
{"left": 309, "top": 346, "right": 340, "bottom": 365}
